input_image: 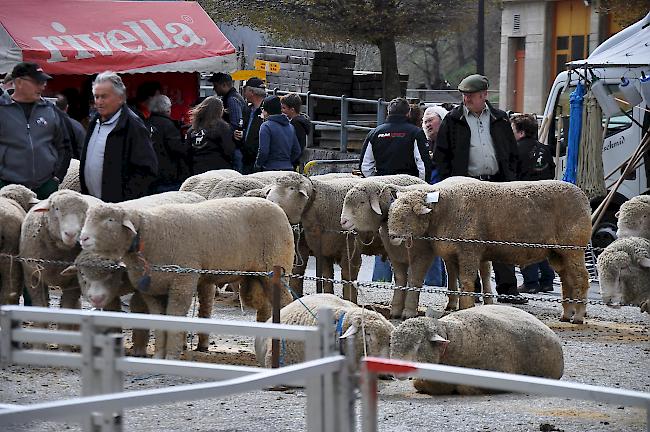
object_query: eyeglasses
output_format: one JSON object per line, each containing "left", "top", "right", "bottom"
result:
{"left": 18, "top": 77, "right": 46, "bottom": 87}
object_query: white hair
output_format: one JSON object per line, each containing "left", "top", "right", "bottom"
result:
{"left": 423, "top": 105, "right": 448, "bottom": 121}
{"left": 93, "top": 71, "right": 126, "bottom": 97}
{"left": 148, "top": 94, "right": 172, "bottom": 114}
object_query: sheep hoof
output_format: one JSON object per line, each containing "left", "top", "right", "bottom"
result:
{"left": 571, "top": 318, "right": 585, "bottom": 325}
{"left": 559, "top": 316, "right": 571, "bottom": 322}
{"left": 195, "top": 346, "right": 209, "bottom": 353}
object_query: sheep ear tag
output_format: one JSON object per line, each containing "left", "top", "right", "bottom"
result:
{"left": 122, "top": 219, "right": 137, "bottom": 234}
{"left": 339, "top": 324, "right": 358, "bottom": 339}
{"left": 370, "top": 193, "right": 382, "bottom": 215}
{"left": 31, "top": 200, "right": 50, "bottom": 213}
{"left": 425, "top": 191, "right": 439, "bottom": 203}
{"left": 429, "top": 334, "right": 449, "bottom": 344}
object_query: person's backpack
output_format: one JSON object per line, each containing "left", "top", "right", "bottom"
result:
{"left": 528, "top": 140, "right": 556, "bottom": 180}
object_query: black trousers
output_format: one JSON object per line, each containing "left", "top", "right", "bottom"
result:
{"left": 473, "top": 263, "right": 517, "bottom": 294}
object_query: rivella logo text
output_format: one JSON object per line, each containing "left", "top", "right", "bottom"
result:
{"left": 33, "top": 19, "right": 207, "bottom": 63}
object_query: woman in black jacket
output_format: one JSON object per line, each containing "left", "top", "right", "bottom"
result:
{"left": 186, "top": 96, "right": 235, "bottom": 175}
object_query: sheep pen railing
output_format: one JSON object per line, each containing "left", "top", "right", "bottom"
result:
{"left": 0, "top": 305, "right": 355, "bottom": 432}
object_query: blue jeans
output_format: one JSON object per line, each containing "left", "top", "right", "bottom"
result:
{"left": 232, "top": 148, "right": 244, "bottom": 173}
{"left": 152, "top": 182, "right": 182, "bottom": 193}
{"left": 372, "top": 256, "right": 447, "bottom": 287}
{"left": 521, "top": 259, "right": 555, "bottom": 290}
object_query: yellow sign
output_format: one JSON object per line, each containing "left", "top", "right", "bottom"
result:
{"left": 231, "top": 69, "right": 266, "bottom": 82}
{"left": 254, "top": 59, "right": 281, "bottom": 73}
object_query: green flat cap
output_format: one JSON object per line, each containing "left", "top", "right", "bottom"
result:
{"left": 458, "top": 74, "right": 489, "bottom": 93}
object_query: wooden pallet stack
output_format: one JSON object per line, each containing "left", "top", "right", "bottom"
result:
{"left": 352, "top": 71, "right": 409, "bottom": 101}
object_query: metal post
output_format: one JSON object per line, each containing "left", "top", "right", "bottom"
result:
{"left": 335, "top": 335, "right": 356, "bottom": 432}
{"left": 477, "top": 0, "right": 485, "bottom": 75}
{"left": 317, "top": 308, "right": 335, "bottom": 432}
{"left": 360, "top": 361, "right": 378, "bottom": 432}
{"left": 0, "top": 308, "right": 13, "bottom": 366}
{"left": 99, "top": 334, "right": 124, "bottom": 432}
{"left": 271, "top": 266, "right": 282, "bottom": 369}
{"left": 376, "top": 99, "right": 386, "bottom": 126}
{"left": 304, "top": 310, "right": 326, "bottom": 432}
{"left": 340, "top": 95, "right": 349, "bottom": 152}
{"left": 306, "top": 91, "right": 314, "bottom": 149}
{"left": 81, "top": 314, "right": 101, "bottom": 431}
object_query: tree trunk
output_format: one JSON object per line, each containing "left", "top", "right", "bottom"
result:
{"left": 377, "top": 36, "right": 402, "bottom": 100}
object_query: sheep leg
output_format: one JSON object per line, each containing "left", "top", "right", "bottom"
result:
{"left": 129, "top": 292, "right": 149, "bottom": 357}
{"left": 341, "top": 254, "right": 361, "bottom": 304}
{"left": 457, "top": 260, "right": 478, "bottom": 310}
{"left": 403, "top": 256, "right": 433, "bottom": 319}
{"left": 1, "top": 260, "right": 22, "bottom": 305}
{"left": 141, "top": 294, "right": 167, "bottom": 359}
{"left": 445, "top": 259, "right": 460, "bottom": 311}
{"left": 320, "top": 256, "right": 335, "bottom": 294}
{"left": 391, "top": 261, "right": 409, "bottom": 319}
{"left": 164, "top": 282, "right": 195, "bottom": 360}
{"left": 196, "top": 280, "right": 216, "bottom": 351}
{"left": 290, "top": 233, "right": 311, "bottom": 297}
{"left": 58, "top": 283, "right": 81, "bottom": 351}
{"left": 479, "top": 261, "right": 494, "bottom": 305}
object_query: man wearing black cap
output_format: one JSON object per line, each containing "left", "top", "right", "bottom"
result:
{"left": 238, "top": 77, "right": 266, "bottom": 173}
{"left": 255, "top": 95, "right": 301, "bottom": 171}
{"left": 0, "top": 62, "right": 71, "bottom": 199}
{"left": 209, "top": 72, "right": 248, "bottom": 172}
{"left": 434, "top": 73, "right": 524, "bottom": 304}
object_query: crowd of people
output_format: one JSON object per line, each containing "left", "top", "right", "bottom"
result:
{"left": 360, "top": 74, "right": 556, "bottom": 302}
{"left": 0, "top": 61, "right": 553, "bottom": 300}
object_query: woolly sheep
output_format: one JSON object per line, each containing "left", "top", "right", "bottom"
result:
{"left": 387, "top": 180, "right": 592, "bottom": 324}
{"left": 79, "top": 198, "right": 295, "bottom": 359}
{"left": 58, "top": 158, "right": 81, "bottom": 192}
{"left": 208, "top": 177, "right": 265, "bottom": 199}
{"left": 616, "top": 195, "right": 650, "bottom": 239}
{"left": 340, "top": 177, "right": 493, "bottom": 318}
{"left": 61, "top": 250, "right": 216, "bottom": 354}
{"left": 0, "top": 185, "right": 38, "bottom": 304}
{"left": 255, "top": 293, "right": 394, "bottom": 367}
{"left": 266, "top": 172, "right": 425, "bottom": 302}
{"left": 179, "top": 169, "right": 242, "bottom": 198}
{"left": 597, "top": 236, "right": 650, "bottom": 312}
{"left": 390, "top": 305, "right": 564, "bottom": 395}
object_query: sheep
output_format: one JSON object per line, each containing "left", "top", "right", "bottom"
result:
{"left": 597, "top": 236, "right": 650, "bottom": 313}
{"left": 0, "top": 185, "right": 38, "bottom": 304}
{"left": 58, "top": 158, "right": 81, "bottom": 192}
{"left": 616, "top": 195, "right": 650, "bottom": 239}
{"left": 387, "top": 180, "right": 592, "bottom": 324}
{"left": 79, "top": 198, "right": 295, "bottom": 359}
{"left": 340, "top": 177, "right": 493, "bottom": 318}
{"left": 208, "top": 177, "right": 265, "bottom": 199}
{"left": 390, "top": 305, "right": 564, "bottom": 395}
{"left": 61, "top": 250, "right": 216, "bottom": 355}
{"left": 255, "top": 293, "right": 394, "bottom": 367}
{"left": 179, "top": 169, "right": 242, "bottom": 198}
{"left": 266, "top": 172, "right": 425, "bottom": 302}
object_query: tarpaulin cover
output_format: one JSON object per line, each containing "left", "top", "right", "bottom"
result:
{"left": 0, "top": 0, "right": 236, "bottom": 75}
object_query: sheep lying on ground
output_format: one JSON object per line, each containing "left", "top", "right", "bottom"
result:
{"left": 255, "top": 293, "right": 394, "bottom": 367}
{"left": 58, "top": 159, "right": 81, "bottom": 192}
{"left": 597, "top": 236, "right": 650, "bottom": 312}
{"left": 0, "top": 185, "right": 39, "bottom": 304}
{"left": 390, "top": 305, "right": 564, "bottom": 395}
{"left": 179, "top": 169, "right": 242, "bottom": 198}
{"left": 616, "top": 195, "right": 650, "bottom": 239}
{"left": 266, "top": 172, "right": 425, "bottom": 302}
{"left": 341, "top": 177, "right": 493, "bottom": 318}
{"left": 61, "top": 250, "right": 216, "bottom": 354}
{"left": 388, "top": 180, "right": 591, "bottom": 324}
{"left": 79, "top": 198, "right": 295, "bottom": 359}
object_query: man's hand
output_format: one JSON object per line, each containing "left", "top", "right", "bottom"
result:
{"left": 234, "top": 130, "right": 243, "bottom": 141}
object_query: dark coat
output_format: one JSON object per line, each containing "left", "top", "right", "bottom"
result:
{"left": 516, "top": 136, "right": 556, "bottom": 181}
{"left": 434, "top": 101, "right": 518, "bottom": 181}
{"left": 290, "top": 113, "right": 311, "bottom": 153}
{"left": 242, "top": 105, "right": 263, "bottom": 166}
{"left": 187, "top": 120, "right": 235, "bottom": 174}
{"left": 148, "top": 112, "right": 189, "bottom": 184}
{"left": 255, "top": 114, "right": 301, "bottom": 171}
{"left": 80, "top": 104, "right": 158, "bottom": 203}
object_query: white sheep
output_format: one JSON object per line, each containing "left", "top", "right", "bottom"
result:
{"left": 255, "top": 293, "right": 394, "bottom": 367}
{"left": 179, "top": 169, "right": 242, "bottom": 198}
{"left": 597, "top": 236, "right": 650, "bottom": 312}
{"left": 340, "top": 177, "right": 493, "bottom": 318}
{"left": 616, "top": 195, "right": 650, "bottom": 239}
{"left": 266, "top": 173, "right": 425, "bottom": 303}
{"left": 0, "top": 185, "right": 38, "bottom": 304}
{"left": 387, "top": 180, "right": 592, "bottom": 324}
{"left": 208, "top": 177, "right": 265, "bottom": 199}
{"left": 58, "top": 158, "right": 81, "bottom": 192}
{"left": 79, "top": 198, "right": 295, "bottom": 359}
{"left": 390, "top": 305, "right": 564, "bottom": 395}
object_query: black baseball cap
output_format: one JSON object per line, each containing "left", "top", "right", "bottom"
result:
{"left": 244, "top": 77, "right": 266, "bottom": 89}
{"left": 261, "top": 95, "right": 281, "bottom": 115}
{"left": 11, "top": 62, "right": 52, "bottom": 83}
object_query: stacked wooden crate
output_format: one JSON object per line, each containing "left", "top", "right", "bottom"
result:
{"left": 256, "top": 46, "right": 355, "bottom": 96}
{"left": 352, "top": 71, "right": 409, "bottom": 100}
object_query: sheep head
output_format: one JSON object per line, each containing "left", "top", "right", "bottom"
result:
{"left": 616, "top": 196, "right": 650, "bottom": 239}
{"left": 387, "top": 190, "right": 433, "bottom": 246}
{"left": 341, "top": 182, "right": 390, "bottom": 232}
{"left": 266, "top": 172, "right": 313, "bottom": 224}
{"left": 0, "top": 184, "right": 39, "bottom": 212}
{"left": 80, "top": 204, "right": 137, "bottom": 256}
{"left": 341, "top": 310, "right": 395, "bottom": 360}
{"left": 390, "top": 317, "right": 449, "bottom": 365}
{"left": 32, "top": 190, "right": 94, "bottom": 248}
{"left": 62, "top": 250, "right": 127, "bottom": 309}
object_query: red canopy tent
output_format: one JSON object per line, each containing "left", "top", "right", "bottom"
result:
{"left": 0, "top": 0, "right": 236, "bottom": 120}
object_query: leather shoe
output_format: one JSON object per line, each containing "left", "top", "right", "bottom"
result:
{"left": 539, "top": 285, "right": 554, "bottom": 292}
{"left": 517, "top": 284, "right": 538, "bottom": 294}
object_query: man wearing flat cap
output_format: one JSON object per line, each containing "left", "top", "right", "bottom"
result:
{"left": 0, "top": 62, "right": 71, "bottom": 199}
{"left": 433, "top": 73, "right": 524, "bottom": 304}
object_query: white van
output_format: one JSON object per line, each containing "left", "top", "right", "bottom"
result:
{"left": 542, "top": 12, "right": 650, "bottom": 250}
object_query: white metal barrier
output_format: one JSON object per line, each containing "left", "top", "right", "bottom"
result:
{"left": 360, "top": 357, "right": 650, "bottom": 432}
{"left": 0, "top": 306, "right": 356, "bottom": 432}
